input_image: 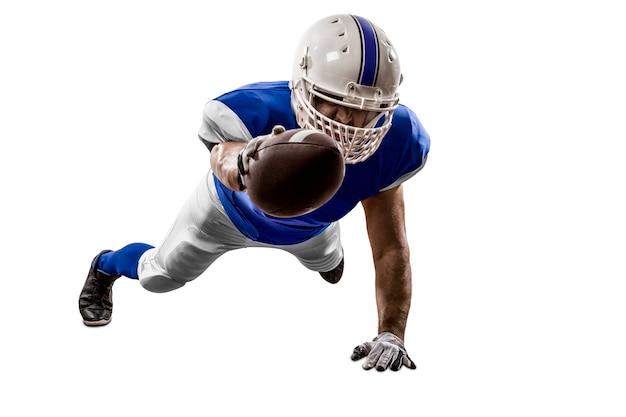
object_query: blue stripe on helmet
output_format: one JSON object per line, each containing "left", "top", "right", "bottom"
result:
{"left": 353, "top": 15, "right": 378, "bottom": 87}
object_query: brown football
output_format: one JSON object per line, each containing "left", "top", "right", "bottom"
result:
{"left": 244, "top": 129, "right": 345, "bottom": 218}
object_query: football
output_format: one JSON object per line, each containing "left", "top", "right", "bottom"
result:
{"left": 244, "top": 129, "right": 345, "bottom": 218}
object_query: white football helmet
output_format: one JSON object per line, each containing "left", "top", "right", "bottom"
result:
{"left": 291, "top": 14, "right": 403, "bottom": 164}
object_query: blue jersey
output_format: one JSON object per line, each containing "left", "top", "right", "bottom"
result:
{"left": 200, "top": 81, "right": 430, "bottom": 245}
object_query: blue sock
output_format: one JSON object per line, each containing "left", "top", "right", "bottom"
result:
{"left": 97, "top": 243, "right": 155, "bottom": 279}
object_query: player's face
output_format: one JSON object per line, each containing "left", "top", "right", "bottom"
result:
{"left": 313, "top": 97, "right": 369, "bottom": 128}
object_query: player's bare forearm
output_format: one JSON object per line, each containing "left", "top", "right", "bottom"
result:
{"left": 210, "top": 141, "right": 246, "bottom": 191}
{"left": 374, "top": 250, "right": 412, "bottom": 339}
{"left": 362, "top": 185, "right": 412, "bottom": 340}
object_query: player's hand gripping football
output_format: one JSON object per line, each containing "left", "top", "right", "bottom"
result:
{"left": 236, "top": 125, "right": 286, "bottom": 191}
{"left": 351, "top": 332, "right": 417, "bottom": 371}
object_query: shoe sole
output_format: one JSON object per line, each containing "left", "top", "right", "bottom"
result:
{"left": 82, "top": 318, "right": 111, "bottom": 326}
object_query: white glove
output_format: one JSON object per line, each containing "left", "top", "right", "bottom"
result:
{"left": 351, "top": 332, "right": 417, "bottom": 371}
{"left": 236, "top": 125, "right": 286, "bottom": 190}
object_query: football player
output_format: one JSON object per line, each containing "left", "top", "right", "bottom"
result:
{"left": 79, "top": 14, "right": 430, "bottom": 371}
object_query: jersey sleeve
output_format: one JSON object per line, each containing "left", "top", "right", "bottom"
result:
{"left": 380, "top": 107, "right": 430, "bottom": 191}
{"left": 197, "top": 100, "right": 253, "bottom": 151}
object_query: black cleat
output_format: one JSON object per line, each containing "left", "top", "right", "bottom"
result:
{"left": 319, "top": 257, "right": 344, "bottom": 284}
{"left": 79, "top": 250, "right": 120, "bottom": 326}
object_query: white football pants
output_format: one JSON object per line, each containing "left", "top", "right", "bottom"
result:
{"left": 137, "top": 170, "right": 343, "bottom": 293}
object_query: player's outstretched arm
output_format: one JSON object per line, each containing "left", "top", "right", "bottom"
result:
{"left": 210, "top": 141, "right": 246, "bottom": 191}
{"left": 352, "top": 185, "right": 417, "bottom": 371}
{"left": 210, "top": 126, "right": 287, "bottom": 192}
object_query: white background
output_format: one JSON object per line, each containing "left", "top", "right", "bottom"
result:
{"left": 1, "top": 0, "right": 625, "bottom": 415}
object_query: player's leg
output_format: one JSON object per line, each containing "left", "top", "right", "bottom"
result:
{"left": 79, "top": 171, "right": 247, "bottom": 324}
{"left": 137, "top": 171, "right": 249, "bottom": 292}
{"left": 278, "top": 221, "right": 345, "bottom": 283}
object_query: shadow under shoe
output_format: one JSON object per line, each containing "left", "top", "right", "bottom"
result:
{"left": 79, "top": 250, "right": 121, "bottom": 326}
{"left": 319, "top": 257, "right": 344, "bottom": 284}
